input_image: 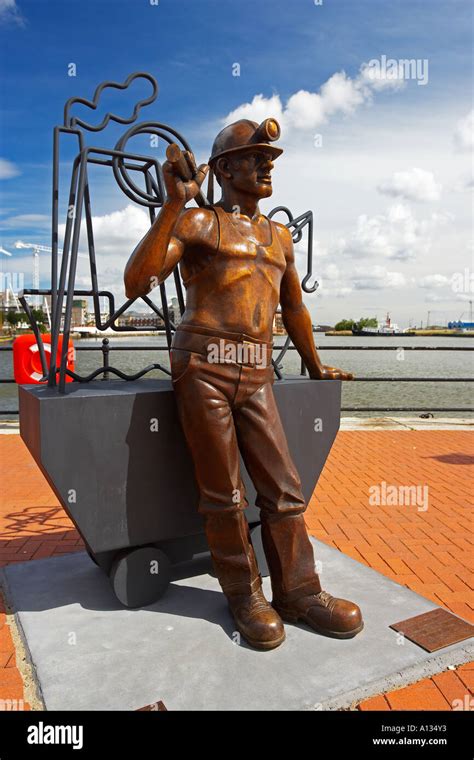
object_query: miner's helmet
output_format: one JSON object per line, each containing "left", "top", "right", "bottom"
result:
{"left": 209, "top": 118, "right": 283, "bottom": 166}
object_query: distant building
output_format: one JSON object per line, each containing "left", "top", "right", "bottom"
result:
{"left": 0, "top": 291, "right": 13, "bottom": 317}
{"left": 117, "top": 299, "right": 182, "bottom": 329}
{"left": 167, "top": 297, "right": 182, "bottom": 326}
{"left": 273, "top": 310, "right": 286, "bottom": 335}
{"left": 117, "top": 310, "right": 165, "bottom": 328}
{"left": 448, "top": 320, "right": 474, "bottom": 330}
{"left": 71, "top": 299, "right": 88, "bottom": 328}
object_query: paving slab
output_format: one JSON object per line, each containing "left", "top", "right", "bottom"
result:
{"left": 340, "top": 417, "right": 474, "bottom": 430}
{"left": 2, "top": 539, "right": 473, "bottom": 711}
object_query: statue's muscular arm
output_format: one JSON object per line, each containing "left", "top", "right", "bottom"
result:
{"left": 124, "top": 158, "right": 210, "bottom": 300}
{"left": 276, "top": 223, "right": 353, "bottom": 381}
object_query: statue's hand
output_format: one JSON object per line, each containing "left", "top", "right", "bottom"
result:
{"left": 309, "top": 365, "right": 354, "bottom": 381}
{"left": 163, "top": 153, "right": 209, "bottom": 203}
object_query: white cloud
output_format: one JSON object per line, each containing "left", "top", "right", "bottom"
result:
{"left": 350, "top": 266, "right": 406, "bottom": 290}
{"left": 454, "top": 169, "right": 474, "bottom": 192}
{"left": 358, "top": 61, "right": 407, "bottom": 92}
{"left": 71, "top": 204, "right": 150, "bottom": 256}
{"left": 419, "top": 274, "right": 451, "bottom": 289}
{"left": 224, "top": 94, "right": 284, "bottom": 129}
{"left": 284, "top": 91, "right": 325, "bottom": 131}
{"left": 453, "top": 109, "right": 474, "bottom": 152}
{"left": 320, "top": 71, "right": 367, "bottom": 115}
{"left": 318, "top": 263, "right": 405, "bottom": 295}
{"left": 318, "top": 285, "right": 353, "bottom": 298}
{"left": 0, "top": 213, "right": 49, "bottom": 228}
{"left": 0, "top": 158, "right": 20, "bottom": 179}
{"left": 417, "top": 270, "right": 474, "bottom": 303}
{"left": 377, "top": 168, "right": 442, "bottom": 202}
{"left": 57, "top": 204, "right": 151, "bottom": 296}
{"left": 295, "top": 237, "right": 328, "bottom": 264}
{"left": 335, "top": 203, "right": 452, "bottom": 261}
{"left": 222, "top": 61, "right": 405, "bottom": 134}
{"left": 0, "top": 0, "right": 24, "bottom": 26}
{"left": 317, "top": 263, "right": 345, "bottom": 296}
{"left": 321, "top": 263, "right": 340, "bottom": 281}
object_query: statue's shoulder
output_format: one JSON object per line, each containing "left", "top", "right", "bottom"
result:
{"left": 177, "top": 205, "right": 217, "bottom": 234}
{"left": 268, "top": 218, "right": 293, "bottom": 246}
{"left": 179, "top": 206, "right": 217, "bottom": 224}
{"left": 176, "top": 206, "right": 218, "bottom": 247}
{"left": 264, "top": 216, "right": 289, "bottom": 233}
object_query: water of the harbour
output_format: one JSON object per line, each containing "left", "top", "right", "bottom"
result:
{"left": 1, "top": 333, "right": 472, "bottom": 418}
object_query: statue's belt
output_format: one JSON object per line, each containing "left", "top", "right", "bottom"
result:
{"left": 171, "top": 327, "right": 273, "bottom": 369}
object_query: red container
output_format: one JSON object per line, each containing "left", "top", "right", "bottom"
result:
{"left": 13, "top": 334, "right": 75, "bottom": 384}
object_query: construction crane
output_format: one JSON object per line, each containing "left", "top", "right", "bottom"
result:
{"left": 14, "top": 239, "right": 89, "bottom": 257}
{"left": 14, "top": 240, "right": 91, "bottom": 329}
{"left": 14, "top": 240, "right": 49, "bottom": 309}
{"left": 15, "top": 239, "right": 87, "bottom": 315}
{"left": 14, "top": 241, "right": 52, "bottom": 254}
{"left": 0, "top": 246, "right": 21, "bottom": 311}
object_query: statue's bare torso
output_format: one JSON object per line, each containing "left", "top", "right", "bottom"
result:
{"left": 178, "top": 207, "right": 287, "bottom": 342}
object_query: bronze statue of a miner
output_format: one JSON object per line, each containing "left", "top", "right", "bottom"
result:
{"left": 125, "top": 118, "right": 364, "bottom": 650}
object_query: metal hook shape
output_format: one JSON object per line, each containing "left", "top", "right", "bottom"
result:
{"left": 268, "top": 207, "right": 319, "bottom": 293}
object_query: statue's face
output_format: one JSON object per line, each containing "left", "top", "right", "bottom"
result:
{"left": 224, "top": 149, "right": 275, "bottom": 198}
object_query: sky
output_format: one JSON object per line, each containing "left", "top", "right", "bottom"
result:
{"left": 0, "top": 0, "right": 473, "bottom": 327}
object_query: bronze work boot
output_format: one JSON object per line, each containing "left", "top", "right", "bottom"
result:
{"left": 261, "top": 512, "right": 364, "bottom": 638}
{"left": 204, "top": 510, "right": 285, "bottom": 650}
{"left": 228, "top": 586, "right": 286, "bottom": 650}
{"left": 273, "top": 590, "right": 364, "bottom": 639}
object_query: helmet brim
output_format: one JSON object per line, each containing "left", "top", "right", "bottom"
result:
{"left": 209, "top": 143, "right": 283, "bottom": 165}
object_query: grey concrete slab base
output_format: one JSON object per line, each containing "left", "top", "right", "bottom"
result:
{"left": 2, "top": 539, "right": 473, "bottom": 711}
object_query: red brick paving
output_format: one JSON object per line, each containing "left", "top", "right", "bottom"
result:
{"left": 307, "top": 431, "right": 473, "bottom": 625}
{"left": 0, "top": 430, "right": 472, "bottom": 711}
{"left": 0, "top": 593, "right": 30, "bottom": 709}
{"left": 360, "top": 664, "right": 474, "bottom": 711}
{"left": 306, "top": 429, "right": 473, "bottom": 710}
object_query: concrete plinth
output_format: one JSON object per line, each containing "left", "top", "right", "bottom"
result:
{"left": 19, "top": 378, "right": 341, "bottom": 557}
{"left": 2, "top": 538, "right": 472, "bottom": 711}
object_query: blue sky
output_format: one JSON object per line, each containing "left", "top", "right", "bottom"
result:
{"left": 0, "top": 0, "right": 472, "bottom": 325}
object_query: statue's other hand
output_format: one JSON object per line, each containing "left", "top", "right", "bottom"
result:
{"left": 163, "top": 157, "right": 209, "bottom": 203}
{"left": 310, "top": 365, "right": 354, "bottom": 381}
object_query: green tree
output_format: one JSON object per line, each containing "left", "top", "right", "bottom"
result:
{"left": 31, "top": 308, "right": 47, "bottom": 325}
{"left": 6, "top": 311, "right": 20, "bottom": 329}
{"left": 31, "top": 309, "right": 48, "bottom": 333}
{"left": 334, "top": 319, "right": 355, "bottom": 331}
{"left": 355, "top": 317, "right": 378, "bottom": 330}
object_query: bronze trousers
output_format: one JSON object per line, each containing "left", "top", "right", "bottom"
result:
{"left": 171, "top": 325, "right": 322, "bottom": 602}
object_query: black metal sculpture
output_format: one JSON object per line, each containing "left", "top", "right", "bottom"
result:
{"left": 19, "top": 72, "right": 318, "bottom": 389}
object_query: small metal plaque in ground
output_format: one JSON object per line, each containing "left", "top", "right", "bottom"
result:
{"left": 390, "top": 608, "right": 474, "bottom": 652}
{"left": 136, "top": 700, "right": 167, "bottom": 711}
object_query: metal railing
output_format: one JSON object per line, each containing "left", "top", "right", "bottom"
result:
{"left": 1, "top": 340, "right": 472, "bottom": 414}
